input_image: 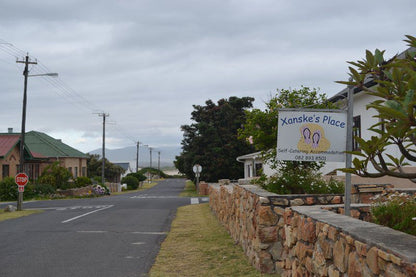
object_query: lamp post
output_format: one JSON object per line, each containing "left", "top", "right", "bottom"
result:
{"left": 16, "top": 54, "right": 58, "bottom": 210}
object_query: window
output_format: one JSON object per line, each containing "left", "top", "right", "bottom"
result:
{"left": 2, "top": 165, "right": 10, "bottom": 178}
{"left": 68, "top": 167, "right": 72, "bottom": 175}
{"left": 82, "top": 167, "right": 86, "bottom": 177}
{"left": 74, "top": 167, "right": 78, "bottom": 178}
{"left": 353, "top": 115, "right": 361, "bottom": 151}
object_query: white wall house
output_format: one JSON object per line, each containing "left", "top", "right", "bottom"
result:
{"left": 238, "top": 46, "right": 416, "bottom": 188}
{"left": 236, "top": 151, "right": 273, "bottom": 179}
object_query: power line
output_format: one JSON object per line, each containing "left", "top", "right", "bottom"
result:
{"left": 0, "top": 38, "right": 152, "bottom": 151}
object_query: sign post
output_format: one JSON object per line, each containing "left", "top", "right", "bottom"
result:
{"left": 276, "top": 108, "right": 352, "bottom": 216}
{"left": 15, "top": 172, "right": 29, "bottom": 211}
{"left": 192, "top": 164, "right": 202, "bottom": 193}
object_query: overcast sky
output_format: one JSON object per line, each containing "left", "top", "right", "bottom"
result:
{"left": 0, "top": 0, "right": 414, "bottom": 153}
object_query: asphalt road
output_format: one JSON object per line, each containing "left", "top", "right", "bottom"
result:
{"left": 0, "top": 179, "right": 207, "bottom": 277}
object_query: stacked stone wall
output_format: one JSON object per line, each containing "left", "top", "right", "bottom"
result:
{"left": 209, "top": 183, "right": 416, "bottom": 276}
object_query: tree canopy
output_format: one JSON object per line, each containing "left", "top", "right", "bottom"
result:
{"left": 86, "top": 154, "right": 125, "bottom": 183}
{"left": 337, "top": 35, "right": 416, "bottom": 180}
{"left": 238, "top": 87, "right": 343, "bottom": 194}
{"left": 175, "top": 96, "right": 255, "bottom": 182}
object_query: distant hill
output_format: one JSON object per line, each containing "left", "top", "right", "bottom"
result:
{"left": 88, "top": 145, "right": 181, "bottom": 169}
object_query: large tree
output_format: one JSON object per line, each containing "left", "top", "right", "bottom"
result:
{"left": 338, "top": 35, "right": 416, "bottom": 180}
{"left": 86, "top": 154, "right": 125, "bottom": 183}
{"left": 238, "top": 87, "right": 342, "bottom": 194}
{"left": 175, "top": 96, "right": 255, "bottom": 182}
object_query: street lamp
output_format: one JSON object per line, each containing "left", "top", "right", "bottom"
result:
{"left": 16, "top": 54, "right": 58, "bottom": 211}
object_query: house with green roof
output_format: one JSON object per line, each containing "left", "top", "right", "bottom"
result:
{"left": 0, "top": 129, "right": 88, "bottom": 181}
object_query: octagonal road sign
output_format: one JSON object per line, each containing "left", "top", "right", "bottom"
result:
{"left": 15, "top": 172, "right": 29, "bottom": 187}
{"left": 192, "top": 164, "right": 202, "bottom": 174}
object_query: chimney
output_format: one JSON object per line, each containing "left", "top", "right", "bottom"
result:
{"left": 8, "top": 128, "right": 13, "bottom": 133}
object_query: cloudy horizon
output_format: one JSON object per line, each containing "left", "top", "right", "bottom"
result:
{"left": 1, "top": 0, "right": 414, "bottom": 153}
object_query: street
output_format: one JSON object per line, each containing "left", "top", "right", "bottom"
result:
{"left": 0, "top": 179, "right": 207, "bottom": 277}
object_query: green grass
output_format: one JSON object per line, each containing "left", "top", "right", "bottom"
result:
{"left": 0, "top": 209, "right": 43, "bottom": 222}
{"left": 372, "top": 197, "right": 416, "bottom": 236}
{"left": 150, "top": 203, "right": 268, "bottom": 277}
{"left": 110, "top": 181, "right": 159, "bottom": 196}
{"left": 179, "top": 180, "right": 200, "bottom": 197}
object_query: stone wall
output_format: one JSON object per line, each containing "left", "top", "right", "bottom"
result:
{"left": 209, "top": 183, "right": 416, "bottom": 276}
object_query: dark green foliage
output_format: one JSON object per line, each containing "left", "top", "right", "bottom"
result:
{"left": 0, "top": 177, "right": 18, "bottom": 201}
{"left": 37, "top": 162, "right": 72, "bottom": 190}
{"left": 238, "top": 87, "right": 340, "bottom": 194}
{"left": 75, "top": 176, "right": 93, "bottom": 187}
{"left": 126, "top": 172, "right": 146, "bottom": 182}
{"left": 175, "top": 96, "right": 255, "bottom": 182}
{"left": 337, "top": 35, "right": 416, "bottom": 180}
{"left": 32, "top": 183, "right": 56, "bottom": 196}
{"left": 371, "top": 194, "right": 416, "bottom": 235}
{"left": 121, "top": 175, "right": 139, "bottom": 190}
{"left": 138, "top": 167, "right": 166, "bottom": 179}
{"left": 86, "top": 154, "right": 125, "bottom": 182}
{"left": 254, "top": 162, "right": 344, "bottom": 194}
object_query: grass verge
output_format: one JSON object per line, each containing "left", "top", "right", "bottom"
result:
{"left": 109, "top": 181, "right": 159, "bottom": 196}
{"left": 0, "top": 209, "right": 43, "bottom": 222}
{"left": 179, "top": 180, "right": 205, "bottom": 197}
{"left": 149, "top": 203, "right": 266, "bottom": 277}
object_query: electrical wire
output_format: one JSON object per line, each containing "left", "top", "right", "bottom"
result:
{"left": 0, "top": 38, "right": 150, "bottom": 148}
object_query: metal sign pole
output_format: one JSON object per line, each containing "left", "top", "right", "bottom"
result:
{"left": 345, "top": 83, "right": 354, "bottom": 216}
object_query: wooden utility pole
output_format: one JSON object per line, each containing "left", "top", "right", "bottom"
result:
{"left": 16, "top": 54, "right": 37, "bottom": 211}
{"left": 98, "top": 113, "right": 109, "bottom": 185}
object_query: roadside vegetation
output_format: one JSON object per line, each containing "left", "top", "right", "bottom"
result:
{"left": 179, "top": 180, "right": 200, "bottom": 197}
{"left": 238, "top": 87, "right": 344, "bottom": 194}
{"left": 0, "top": 209, "right": 42, "bottom": 222}
{"left": 150, "top": 203, "right": 266, "bottom": 277}
{"left": 0, "top": 157, "right": 169, "bottom": 201}
{"left": 371, "top": 193, "right": 416, "bottom": 236}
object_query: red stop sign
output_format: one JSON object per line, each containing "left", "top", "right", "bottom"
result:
{"left": 15, "top": 173, "right": 29, "bottom": 186}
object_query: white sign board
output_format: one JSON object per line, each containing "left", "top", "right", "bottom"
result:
{"left": 193, "top": 164, "right": 202, "bottom": 174}
{"left": 277, "top": 109, "right": 347, "bottom": 162}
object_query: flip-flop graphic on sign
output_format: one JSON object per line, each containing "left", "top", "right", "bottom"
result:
{"left": 297, "top": 123, "right": 330, "bottom": 154}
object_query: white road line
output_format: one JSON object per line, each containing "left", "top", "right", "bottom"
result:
{"left": 77, "top": 231, "right": 108, "bottom": 233}
{"left": 62, "top": 205, "right": 114, "bottom": 223}
{"left": 131, "top": 231, "right": 167, "bottom": 235}
{"left": 191, "top": 198, "right": 199, "bottom": 204}
{"left": 132, "top": 242, "right": 146, "bottom": 245}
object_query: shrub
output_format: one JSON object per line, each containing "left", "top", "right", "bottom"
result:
{"left": 371, "top": 193, "right": 416, "bottom": 236}
{"left": 75, "top": 176, "right": 92, "bottom": 187}
{"left": 33, "top": 183, "right": 56, "bottom": 196}
{"left": 126, "top": 172, "right": 146, "bottom": 182}
{"left": 92, "top": 184, "right": 109, "bottom": 195}
{"left": 255, "top": 169, "right": 344, "bottom": 195}
{"left": 138, "top": 167, "right": 168, "bottom": 178}
{"left": 0, "top": 177, "right": 18, "bottom": 201}
{"left": 37, "top": 162, "right": 72, "bottom": 189}
{"left": 121, "top": 176, "right": 139, "bottom": 190}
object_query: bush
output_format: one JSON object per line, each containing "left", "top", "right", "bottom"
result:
{"left": 138, "top": 167, "right": 168, "bottom": 178}
{"left": 32, "top": 183, "right": 56, "bottom": 196}
{"left": 75, "top": 176, "right": 93, "bottom": 187}
{"left": 255, "top": 170, "right": 344, "bottom": 195}
{"left": 121, "top": 176, "right": 139, "bottom": 190}
{"left": 0, "top": 177, "right": 18, "bottom": 201}
{"left": 371, "top": 193, "right": 416, "bottom": 236}
{"left": 92, "top": 184, "right": 109, "bottom": 195}
{"left": 37, "top": 162, "right": 72, "bottom": 189}
{"left": 126, "top": 172, "right": 146, "bottom": 182}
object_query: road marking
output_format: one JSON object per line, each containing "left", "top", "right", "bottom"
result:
{"left": 191, "top": 198, "right": 199, "bottom": 204}
{"left": 77, "top": 231, "right": 108, "bottom": 233}
{"left": 132, "top": 242, "right": 145, "bottom": 245}
{"left": 27, "top": 205, "right": 110, "bottom": 211}
{"left": 131, "top": 231, "right": 167, "bottom": 235}
{"left": 62, "top": 205, "right": 114, "bottom": 223}
{"left": 130, "top": 195, "right": 182, "bottom": 199}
